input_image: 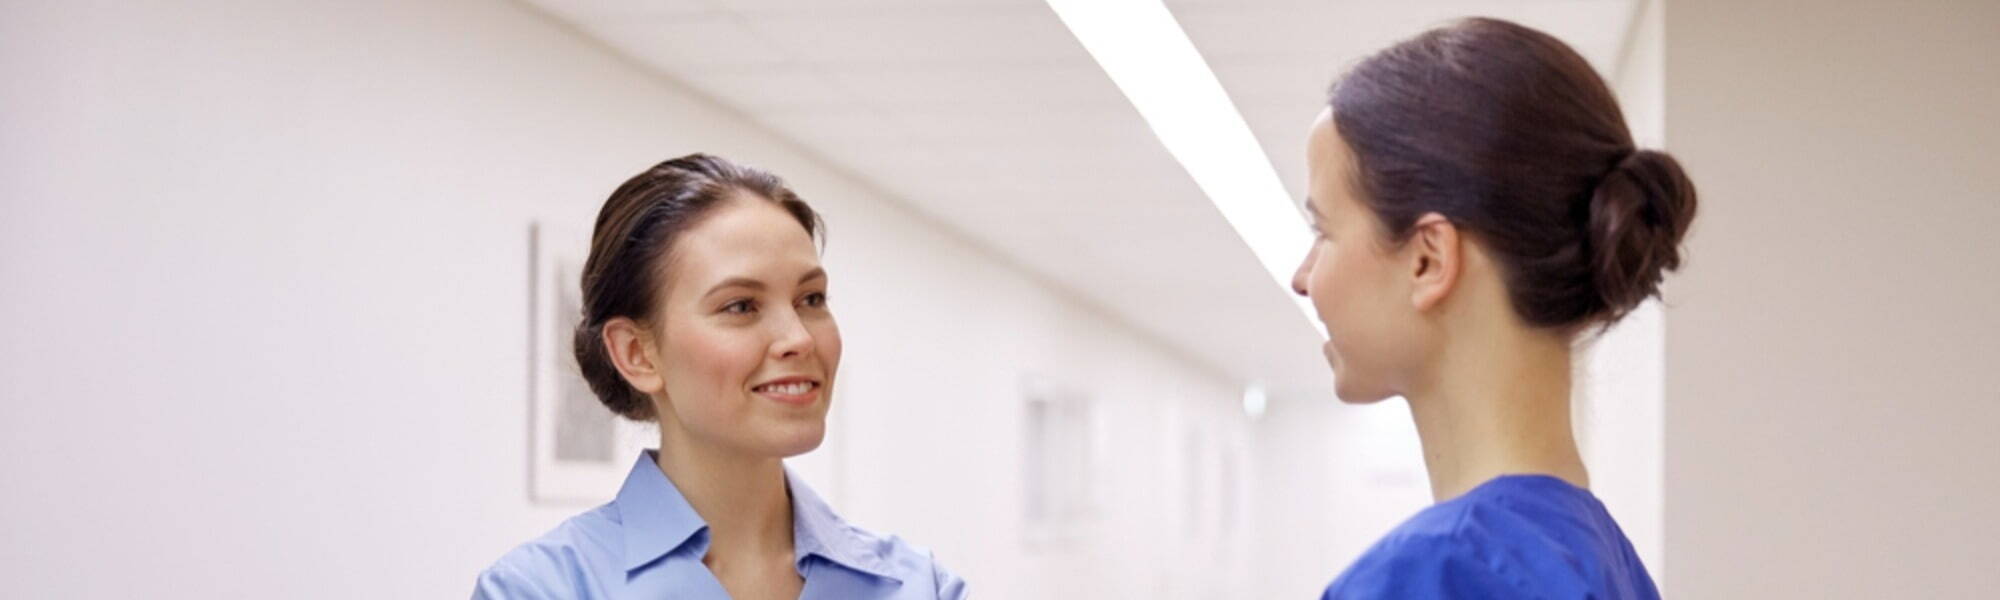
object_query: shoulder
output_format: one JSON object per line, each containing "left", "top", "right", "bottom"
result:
{"left": 1324, "top": 486, "right": 1577, "bottom": 599}
{"left": 471, "top": 505, "right": 622, "bottom": 600}
{"left": 1324, "top": 479, "right": 1634, "bottom": 600}
{"left": 1322, "top": 499, "right": 1506, "bottom": 597}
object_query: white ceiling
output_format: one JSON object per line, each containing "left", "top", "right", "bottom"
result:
{"left": 521, "top": 0, "right": 1642, "bottom": 400}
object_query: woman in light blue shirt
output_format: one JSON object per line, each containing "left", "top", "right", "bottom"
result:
{"left": 475, "top": 154, "right": 965, "bottom": 599}
{"left": 1291, "top": 18, "right": 1694, "bottom": 598}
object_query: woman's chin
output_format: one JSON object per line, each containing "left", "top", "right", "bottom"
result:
{"left": 1335, "top": 393, "right": 1393, "bottom": 406}
{"left": 1332, "top": 376, "right": 1395, "bottom": 405}
{"left": 762, "top": 422, "right": 827, "bottom": 458}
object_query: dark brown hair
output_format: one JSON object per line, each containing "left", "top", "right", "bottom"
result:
{"left": 1329, "top": 17, "right": 1696, "bottom": 330}
{"left": 574, "top": 153, "right": 823, "bottom": 420}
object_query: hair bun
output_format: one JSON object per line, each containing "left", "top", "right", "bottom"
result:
{"left": 1585, "top": 149, "right": 1699, "bottom": 322}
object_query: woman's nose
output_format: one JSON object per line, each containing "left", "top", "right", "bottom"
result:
{"left": 770, "top": 310, "right": 815, "bottom": 358}
{"left": 1291, "top": 251, "right": 1314, "bottom": 297}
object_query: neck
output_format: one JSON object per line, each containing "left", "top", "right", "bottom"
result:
{"left": 654, "top": 427, "right": 794, "bottom": 562}
{"left": 1404, "top": 318, "right": 1589, "bottom": 502}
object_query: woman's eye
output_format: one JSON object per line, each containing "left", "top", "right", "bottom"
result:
{"left": 800, "top": 292, "right": 828, "bottom": 308}
{"left": 722, "top": 299, "right": 756, "bottom": 314}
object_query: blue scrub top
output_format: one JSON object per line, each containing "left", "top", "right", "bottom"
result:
{"left": 473, "top": 450, "right": 966, "bottom": 600}
{"left": 1323, "top": 474, "right": 1658, "bottom": 599}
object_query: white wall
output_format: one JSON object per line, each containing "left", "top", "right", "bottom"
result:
{"left": 1662, "top": 0, "right": 2000, "bottom": 597}
{"left": 0, "top": 1, "right": 1250, "bottom": 597}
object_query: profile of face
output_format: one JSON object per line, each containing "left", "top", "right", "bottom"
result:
{"left": 611, "top": 194, "right": 841, "bottom": 458}
{"left": 1292, "top": 109, "right": 1445, "bottom": 404}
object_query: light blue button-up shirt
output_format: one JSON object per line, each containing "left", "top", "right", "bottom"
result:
{"left": 473, "top": 450, "right": 966, "bottom": 599}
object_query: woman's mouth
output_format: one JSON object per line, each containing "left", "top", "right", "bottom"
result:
{"left": 752, "top": 378, "right": 822, "bottom": 404}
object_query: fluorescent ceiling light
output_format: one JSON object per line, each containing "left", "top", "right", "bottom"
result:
{"left": 1046, "top": 0, "right": 1320, "bottom": 328}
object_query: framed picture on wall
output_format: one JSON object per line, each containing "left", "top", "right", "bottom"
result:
{"left": 529, "top": 221, "right": 653, "bottom": 505}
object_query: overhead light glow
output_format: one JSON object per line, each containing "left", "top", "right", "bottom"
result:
{"left": 1046, "top": 0, "right": 1320, "bottom": 328}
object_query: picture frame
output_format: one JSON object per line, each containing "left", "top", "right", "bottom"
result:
{"left": 528, "top": 220, "right": 654, "bottom": 505}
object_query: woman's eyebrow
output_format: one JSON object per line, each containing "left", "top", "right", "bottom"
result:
{"left": 702, "top": 277, "right": 764, "bottom": 299}
{"left": 703, "top": 268, "right": 826, "bottom": 299}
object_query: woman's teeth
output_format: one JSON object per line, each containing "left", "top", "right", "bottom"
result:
{"left": 757, "top": 382, "right": 815, "bottom": 395}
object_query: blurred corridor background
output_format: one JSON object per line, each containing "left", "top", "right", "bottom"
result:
{"left": 3, "top": 1, "right": 1995, "bottom": 598}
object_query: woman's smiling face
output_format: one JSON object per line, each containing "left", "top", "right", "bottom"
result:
{"left": 646, "top": 194, "right": 841, "bottom": 458}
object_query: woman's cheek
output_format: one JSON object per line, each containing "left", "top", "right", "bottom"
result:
{"left": 1311, "top": 251, "right": 1349, "bottom": 320}
{"left": 685, "top": 327, "right": 759, "bottom": 396}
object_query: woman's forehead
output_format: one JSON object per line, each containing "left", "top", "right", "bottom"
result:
{"left": 662, "top": 203, "right": 822, "bottom": 290}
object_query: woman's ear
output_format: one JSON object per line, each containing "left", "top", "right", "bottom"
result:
{"left": 601, "top": 317, "right": 666, "bottom": 396}
{"left": 1406, "top": 212, "right": 1462, "bottom": 312}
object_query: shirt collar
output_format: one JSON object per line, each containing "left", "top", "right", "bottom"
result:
{"left": 612, "top": 451, "right": 904, "bottom": 583}
{"left": 615, "top": 450, "right": 706, "bottom": 573}
{"left": 786, "top": 467, "right": 904, "bottom": 583}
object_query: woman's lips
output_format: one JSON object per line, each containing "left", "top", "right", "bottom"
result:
{"left": 752, "top": 378, "right": 821, "bottom": 404}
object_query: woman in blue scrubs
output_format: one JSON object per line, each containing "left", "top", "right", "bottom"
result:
{"left": 474, "top": 155, "right": 965, "bottom": 599}
{"left": 1292, "top": 18, "right": 1694, "bottom": 599}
